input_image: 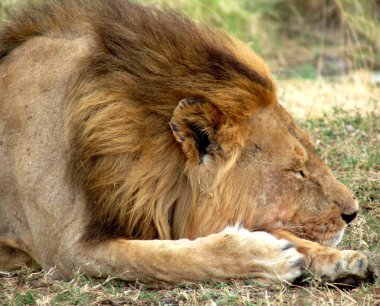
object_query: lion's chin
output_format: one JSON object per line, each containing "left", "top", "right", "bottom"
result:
{"left": 320, "top": 229, "right": 345, "bottom": 247}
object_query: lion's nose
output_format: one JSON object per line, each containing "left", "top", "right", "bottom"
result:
{"left": 341, "top": 212, "right": 357, "bottom": 224}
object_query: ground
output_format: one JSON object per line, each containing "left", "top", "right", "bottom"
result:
{"left": 0, "top": 77, "right": 379, "bottom": 305}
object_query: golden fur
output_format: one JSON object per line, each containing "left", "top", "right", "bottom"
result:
{"left": 0, "top": 0, "right": 375, "bottom": 284}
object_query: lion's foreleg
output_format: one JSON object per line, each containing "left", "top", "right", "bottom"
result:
{"left": 0, "top": 237, "right": 34, "bottom": 271}
{"left": 272, "top": 230, "right": 372, "bottom": 282}
{"left": 60, "top": 228, "right": 304, "bottom": 284}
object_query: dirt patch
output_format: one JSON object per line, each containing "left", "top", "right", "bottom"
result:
{"left": 278, "top": 71, "right": 379, "bottom": 120}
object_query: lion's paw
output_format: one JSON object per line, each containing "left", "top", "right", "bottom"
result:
{"left": 263, "top": 237, "right": 305, "bottom": 283}
{"left": 212, "top": 227, "right": 305, "bottom": 283}
{"left": 310, "top": 249, "right": 368, "bottom": 283}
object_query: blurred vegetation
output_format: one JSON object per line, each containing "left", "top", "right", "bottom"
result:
{"left": 1, "top": 0, "right": 379, "bottom": 77}
{"left": 141, "top": 0, "right": 380, "bottom": 78}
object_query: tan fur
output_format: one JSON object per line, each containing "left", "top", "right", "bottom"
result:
{"left": 0, "top": 0, "right": 371, "bottom": 284}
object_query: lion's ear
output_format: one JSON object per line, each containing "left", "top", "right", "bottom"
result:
{"left": 170, "top": 97, "right": 223, "bottom": 164}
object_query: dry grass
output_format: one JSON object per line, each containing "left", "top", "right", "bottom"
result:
{"left": 278, "top": 71, "right": 380, "bottom": 120}
{"left": 0, "top": 269, "right": 379, "bottom": 305}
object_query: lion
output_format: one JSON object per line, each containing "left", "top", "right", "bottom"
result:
{"left": 0, "top": 0, "right": 377, "bottom": 285}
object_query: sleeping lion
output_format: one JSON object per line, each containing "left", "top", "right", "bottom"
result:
{"left": 0, "top": 0, "right": 377, "bottom": 284}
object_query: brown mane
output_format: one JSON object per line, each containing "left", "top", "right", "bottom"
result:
{"left": 0, "top": 0, "right": 276, "bottom": 240}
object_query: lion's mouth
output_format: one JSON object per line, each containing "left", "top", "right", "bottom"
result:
{"left": 319, "top": 229, "right": 345, "bottom": 247}
{"left": 291, "top": 225, "right": 346, "bottom": 247}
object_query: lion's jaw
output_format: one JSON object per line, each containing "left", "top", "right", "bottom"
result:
{"left": 326, "top": 229, "right": 346, "bottom": 247}
{"left": 182, "top": 104, "right": 358, "bottom": 247}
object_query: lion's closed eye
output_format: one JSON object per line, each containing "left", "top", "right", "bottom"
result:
{"left": 293, "top": 169, "right": 306, "bottom": 179}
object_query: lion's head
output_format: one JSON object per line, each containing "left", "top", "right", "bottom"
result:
{"left": 170, "top": 96, "right": 358, "bottom": 247}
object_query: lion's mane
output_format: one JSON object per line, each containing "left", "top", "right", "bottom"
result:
{"left": 0, "top": 0, "right": 275, "bottom": 241}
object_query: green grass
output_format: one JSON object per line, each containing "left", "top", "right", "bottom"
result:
{"left": 304, "top": 110, "right": 379, "bottom": 192}
{"left": 1, "top": 109, "right": 379, "bottom": 305}
{"left": 303, "top": 110, "right": 380, "bottom": 258}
